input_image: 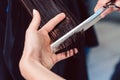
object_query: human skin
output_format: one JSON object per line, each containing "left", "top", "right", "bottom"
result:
{"left": 19, "top": 9, "right": 78, "bottom": 80}
{"left": 94, "top": 0, "right": 120, "bottom": 17}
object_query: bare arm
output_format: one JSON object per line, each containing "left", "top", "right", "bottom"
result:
{"left": 19, "top": 52, "right": 65, "bottom": 80}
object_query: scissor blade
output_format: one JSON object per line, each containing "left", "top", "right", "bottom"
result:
{"left": 51, "top": 7, "right": 107, "bottom": 53}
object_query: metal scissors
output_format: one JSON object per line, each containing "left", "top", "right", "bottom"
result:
{"left": 51, "top": 1, "right": 120, "bottom": 53}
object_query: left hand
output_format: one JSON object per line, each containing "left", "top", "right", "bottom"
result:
{"left": 20, "top": 9, "right": 78, "bottom": 70}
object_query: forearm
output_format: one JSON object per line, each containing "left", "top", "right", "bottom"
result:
{"left": 28, "top": 61, "right": 65, "bottom": 80}
{"left": 19, "top": 55, "right": 65, "bottom": 80}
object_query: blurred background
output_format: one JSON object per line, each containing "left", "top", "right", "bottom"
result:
{"left": 0, "top": 0, "right": 120, "bottom": 80}
{"left": 87, "top": 0, "right": 120, "bottom": 80}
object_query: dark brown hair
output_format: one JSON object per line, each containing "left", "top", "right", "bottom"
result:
{"left": 21, "top": 0, "right": 83, "bottom": 53}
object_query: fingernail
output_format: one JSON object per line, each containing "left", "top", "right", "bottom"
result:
{"left": 61, "top": 12, "right": 66, "bottom": 17}
{"left": 33, "top": 9, "right": 37, "bottom": 15}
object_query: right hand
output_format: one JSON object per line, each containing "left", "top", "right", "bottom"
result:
{"left": 94, "top": 0, "right": 120, "bottom": 17}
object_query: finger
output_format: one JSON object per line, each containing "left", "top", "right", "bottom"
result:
{"left": 94, "top": 0, "right": 110, "bottom": 12}
{"left": 115, "top": 0, "right": 120, "bottom": 7}
{"left": 101, "top": 8, "right": 114, "bottom": 18}
{"left": 56, "top": 48, "right": 78, "bottom": 62}
{"left": 28, "top": 9, "right": 41, "bottom": 31}
{"left": 94, "top": 0, "right": 117, "bottom": 18}
{"left": 42, "top": 13, "right": 66, "bottom": 32}
{"left": 101, "top": 4, "right": 120, "bottom": 17}
{"left": 73, "top": 48, "right": 78, "bottom": 54}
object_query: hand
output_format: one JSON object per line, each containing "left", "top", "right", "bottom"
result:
{"left": 19, "top": 9, "right": 78, "bottom": 80}
{"left": 94, "top": 0, "right": 120, "bottom": 17}
{"left": 19, "top": 9, "right": 78, "bottom": 79}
